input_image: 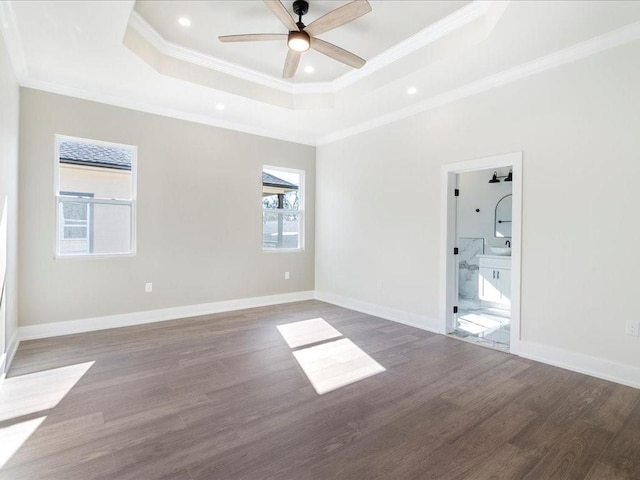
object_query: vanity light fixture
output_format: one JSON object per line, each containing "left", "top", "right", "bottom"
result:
{"left": 488, "top": 169, "right": 513, "bottom": 183}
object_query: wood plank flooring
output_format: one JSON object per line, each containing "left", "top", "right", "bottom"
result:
{"left": 1, "top": 300, "right": 639, "bottom": 479}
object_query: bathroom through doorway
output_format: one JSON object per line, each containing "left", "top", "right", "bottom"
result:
{"left": 440, "top": 152, "right": 522, "bottom": 353}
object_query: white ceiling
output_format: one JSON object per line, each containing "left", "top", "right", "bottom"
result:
{"left": 1, "top": 1, "right": 640, "bottom": 146}
{"left": 133, "top": 1, "right": 469, "bottom": 83}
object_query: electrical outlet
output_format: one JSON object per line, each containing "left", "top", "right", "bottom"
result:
{"left": 626, "top": 320, "right": 640, "bottom": 337}
{"left": 145, "top": 282, "right": 153, "bottom": 293}
{"left": 284, "top": 272, "right": 290, "bottom": 280}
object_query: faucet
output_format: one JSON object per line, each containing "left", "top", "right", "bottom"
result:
{"left": 505, "top": 240, "right": 511, "bottom": 247}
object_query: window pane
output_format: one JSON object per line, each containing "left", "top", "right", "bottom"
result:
{"left": 62, "top": 201, "right": 88, "bottom": 222}
{"left": 58, "top": 200, "right": 132, "bottom": 256}
{"left": 58, "top": 141, "right": 133, "bottom": 200}
{"left": 263, "top": 211, "right": 300, "bottom": 249}
{"left": 56, "top": 137, "right": 136, "bottom": 257}
{"left": 262, "top": 167, "right": 302, "bottom": 250}
{"left": 63, "top": 226, "right": 88, "bottom": 239}
{"left": 59, "top": 201, "right": 90, "bottom": 254}
{"left": 91, "top": 203, "right": 132, "bottom": 255}
{"left": 262, "top": 191, "right": 299, "bottom": 210}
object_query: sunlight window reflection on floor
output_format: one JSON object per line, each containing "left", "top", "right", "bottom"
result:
{"left": 0, "top": 361, "right": 94, "bottom": 470}
{"left": 0, "top": 417, "right": 46, "bottom": 468}
{"left": 0, "top": 361, "right": 94, "bottom": 422}
{"left": 276, "top": 317, "right": 342, "bottom": 349}
{"left": 292, "top": 338, "right": 386, "bottom": 395}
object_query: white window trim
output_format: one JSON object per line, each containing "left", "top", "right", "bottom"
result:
{"left": 262, "top": 165, "right": 305, "bottom": 253}
{"left": 54, "top": 135, "right": 138, "bottom": 259}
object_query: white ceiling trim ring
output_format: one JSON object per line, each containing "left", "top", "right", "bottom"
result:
{"left": 317, "top": 20, "right": 640, "bottom": 145}
{"left": 127, "top": 1, "right": 491, "bottom": 96}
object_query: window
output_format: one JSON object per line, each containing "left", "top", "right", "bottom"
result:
{"left": 262, "top": 166, "right": 303, "bottom": 251}
{"left": 59, "top": 191, "right": 94, "bottom": 254}
{"left": 55, "top": 136, "right": 136, "bottom": 257}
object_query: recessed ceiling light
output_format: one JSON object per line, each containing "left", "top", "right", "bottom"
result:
{"left": 215, "top": 104, "right": 225, "bottom": 111}
{"left": 407, "top": 87, "right": 417, "bottom": 95}
{"left": 178, "top": 17, "right": 191, "bottom": 27}
{"left": 304, "top": 66, "right": 315, "bottom": 73}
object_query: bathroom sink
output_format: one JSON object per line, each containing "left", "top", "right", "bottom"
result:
{"left": 490, "top": 247, "right": 511, "bottom": 256}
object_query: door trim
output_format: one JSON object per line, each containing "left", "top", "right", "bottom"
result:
{"left": 440, "top": 152, "right": 522, "bottom": 352}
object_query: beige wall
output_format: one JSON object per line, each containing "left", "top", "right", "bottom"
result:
{"left": 19, "top": 89, "right": 315, "bottom": 325}
{"left": 0, "top": 29, "right": 19, "bottom": 370}
{"left": 316, "top": 40, "right": 640, "bottom": 371}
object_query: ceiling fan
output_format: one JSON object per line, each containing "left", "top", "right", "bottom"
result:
{"left": 219, "top": 0, "right": 372, "bottom": 78}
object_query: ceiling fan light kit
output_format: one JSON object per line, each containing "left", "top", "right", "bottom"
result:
{"left": 288, "top": 31, "right": 310, "bottom": 52}
{"left": 219, "top": 0, "right": 371, "bottom": 78}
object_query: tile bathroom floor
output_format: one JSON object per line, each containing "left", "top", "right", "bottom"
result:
{"left": 452, "top": 299, "right": 510, "bottom": 351}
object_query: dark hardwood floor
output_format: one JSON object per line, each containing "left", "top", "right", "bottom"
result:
{"left": 1, "top": 300, "right": 639, "bottom": 479}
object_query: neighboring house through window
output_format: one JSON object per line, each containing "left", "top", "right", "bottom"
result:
{"left": 262, "top": 167, "right": 303, "bottom": 250}
{"left": 59, "top": 191, "right": 94, "bottom": 254}
{"left": 55, "top": 136, "right": 137, "bottom": 257}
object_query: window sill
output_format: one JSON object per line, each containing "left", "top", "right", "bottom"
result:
{"left": 262, "top": 248, "right": 304, "bottom": 254}
{"left": 54, "top": 252, "right": 136, "bottom": 260}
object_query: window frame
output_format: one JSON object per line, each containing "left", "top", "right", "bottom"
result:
{"left": 262, "top": 165, "right": 305, "bottom": 253}
{"left": 54, "top": 135, "right": 137, "bottom": 259}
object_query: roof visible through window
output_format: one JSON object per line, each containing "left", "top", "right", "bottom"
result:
{"left": 59, "top": 141, "right": 132, "bottom": 171}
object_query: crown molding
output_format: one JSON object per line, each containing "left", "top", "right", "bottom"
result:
{"left": 0, "top": 0, "right": 27, "bottom": 81}
{"left": 332, "top": 0, "right": 491, "bottom": 91}
{"left": 19, "top": 77, "right": 317, "bottom": 146}
{"left": 127, "top": 1, "right": 491, "bottom": 97}
{"left": 317, "top": 20, "right": 640, "bottom": 145}
{"left": 128, "top": 11, "right": 305, "bottom": 95}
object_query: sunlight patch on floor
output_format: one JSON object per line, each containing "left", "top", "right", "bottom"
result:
{"left": 292, "top": 338, "right": 386, "bottom": 395}
{"left": 0, "top": 361, "right": 94, "bottom": 471}
{"left": 0, "top": 416, "right": 46, "bottom": 469}
{"left": 277, "top": 318, "right": 342, "bottom": 349}
{"left": 457, "top": 312, "right": 508, "bottom": 337}
{"left": 0, "top": 361, "right": 94, "bottom": 422}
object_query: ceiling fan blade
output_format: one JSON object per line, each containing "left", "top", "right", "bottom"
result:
{"left": 310, "top": 38, "right": 365, "bottom": 69}
{"left": 304, "top": 0, "right": 371, "bottom": 37}
{"left": 219, "top": 34, "right": 287, "bottom": 43}
{"left": 283, "top": 50, "right": 302, "bottom": 78}
{"left": 264, "top": 0, "right": 299, "bottom": 32}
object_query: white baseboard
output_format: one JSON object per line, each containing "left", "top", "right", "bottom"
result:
{"left": 315, "top": 292, "right": 639, "bottom": 389}
{"left": 513, "top": 340, "right": 640, "bottom": 390}
{"left": 314, "top": 290, "right": 443, "bottom": 334}
{"left": 2, "top": 330, "right": 20, "bottom": 381}
{"left": 12, "top": 289, "right": 640, "bottom": 390}
{"left": 18, "top": 290, "right": 315, "bottom": 341}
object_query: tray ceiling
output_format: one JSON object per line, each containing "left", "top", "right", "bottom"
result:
{"left": 2, "top": 1, "right": 639, "bottom": 145}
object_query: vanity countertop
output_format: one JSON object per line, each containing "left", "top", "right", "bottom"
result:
{"left": 477, "top": 254, "right": 512, "bottom": 259}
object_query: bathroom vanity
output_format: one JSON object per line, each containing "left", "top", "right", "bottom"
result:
{"left": 477, "top": 255, "right": 511, "bottom": 309}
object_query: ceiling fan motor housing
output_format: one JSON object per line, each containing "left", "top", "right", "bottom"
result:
{"left": 292, "top": 0, "right": 309, "bottom": 17}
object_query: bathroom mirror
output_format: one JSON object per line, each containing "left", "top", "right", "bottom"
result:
{"left": 494, "top": 194, "right": 512, "bottom": 238}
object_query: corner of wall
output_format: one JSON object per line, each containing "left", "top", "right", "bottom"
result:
{"left": 314, "top": 290, "right": 443, "bottom": 334}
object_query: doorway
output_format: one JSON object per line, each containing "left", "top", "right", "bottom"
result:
{"left": 440, "top": 152, "right": 522, "bottom": 353}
